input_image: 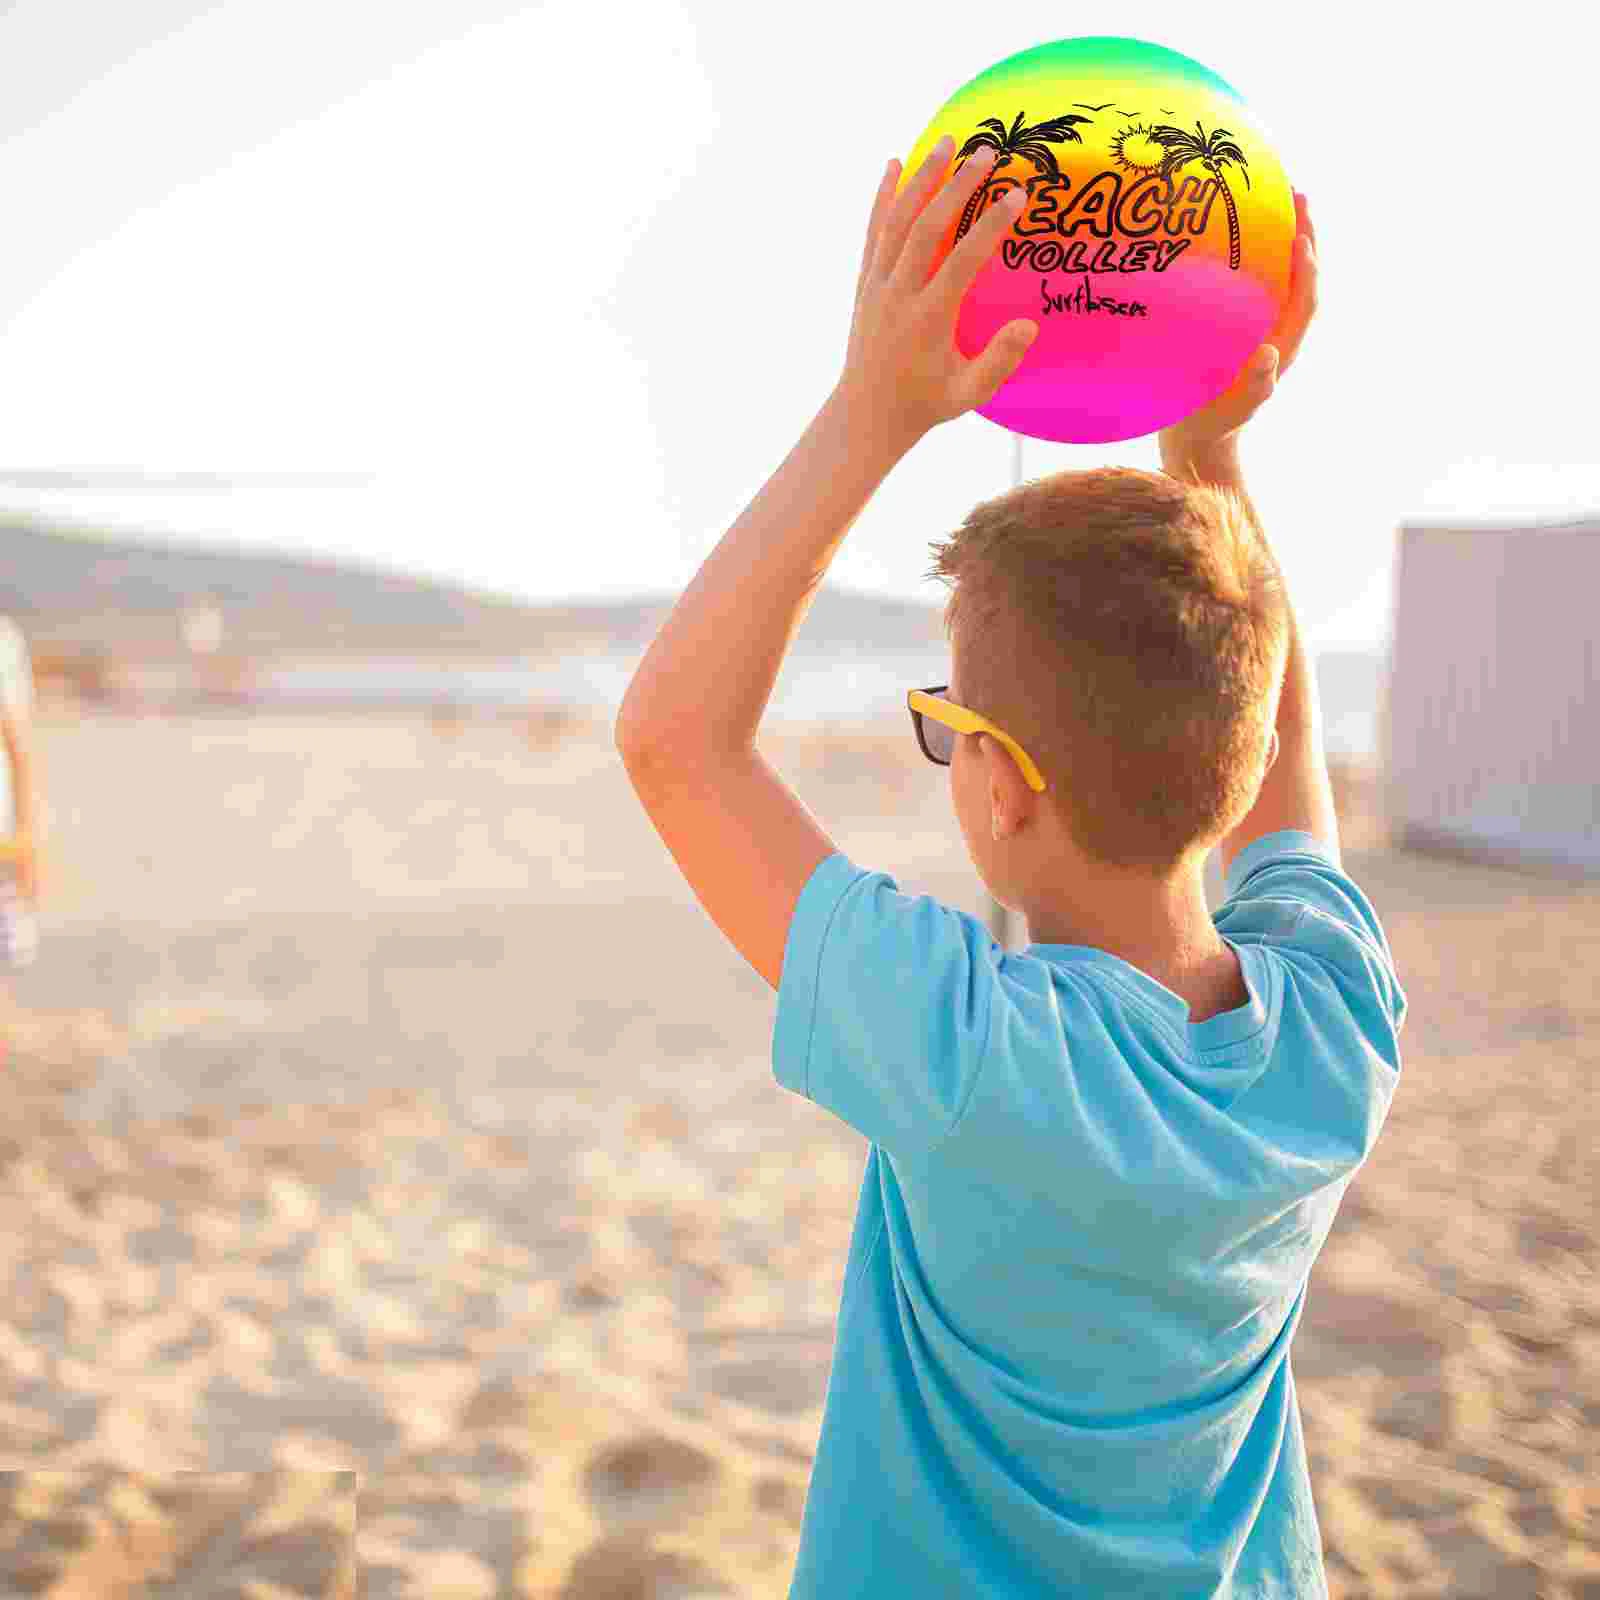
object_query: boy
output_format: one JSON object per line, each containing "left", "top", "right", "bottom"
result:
{"left": 617, "top": 139, "right": 1403, "bottom": 1598}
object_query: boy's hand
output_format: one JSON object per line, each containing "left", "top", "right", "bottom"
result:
{"left": 16, "top": 838, "right": 40, "bottom": 906}
{"left": 0, "top": 832, "right": 40, "bottom": 903}
{"left": 1159, "top": 191, "right": 1319, "bottom": 464}
{"left": 835, "top": 135, "right": 1039, "bottom": 451}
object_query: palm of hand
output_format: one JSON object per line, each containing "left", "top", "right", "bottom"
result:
{"left": 1159, "top": 192, "right": 1318, "bottom": 457}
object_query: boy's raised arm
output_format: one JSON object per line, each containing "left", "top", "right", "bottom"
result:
{"left": 1160, "top": 436, "right": 1339, "bottom": 872}
{"left": 1156, "top": 191, "right": 1334, "bottom": 875}
{"left": 615, "top": 144, "right": 1040, "bottom": 990}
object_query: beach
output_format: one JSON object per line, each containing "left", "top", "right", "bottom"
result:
{"left": 1, "top": 704, "right": 1595, "bottom": 1598}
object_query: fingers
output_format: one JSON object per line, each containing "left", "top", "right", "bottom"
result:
{"left": 958, "top": 318, "right": 1038, "bottom": 413}
{"left": 871, "top": 134, "right": 956, "bottom": 285}
{"left": 930, "top": 176, "right": 1026, "bottom": 317}
{"left": 1296, "top": 189, "right": 1317, "bottom": 253}
{"left": 1268, "top": 191, "right": 1318, "bottom": 374}
{"left": 891, "top": 144, "right": 998, "bottom": 292}
{"left": 854, "top": 158, "right": 901, "bottom": 305}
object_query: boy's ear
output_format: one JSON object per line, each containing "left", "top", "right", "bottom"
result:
{"left": 1264, "top": 728, "right": 1281, "bottom": 774}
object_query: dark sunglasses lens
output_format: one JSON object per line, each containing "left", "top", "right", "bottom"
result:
{"left": 917, "top": 695, "right": 956, "bottom": 764}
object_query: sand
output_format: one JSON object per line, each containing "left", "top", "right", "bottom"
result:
{"left": 0, "top": 704, "right": 1594, "bottom": 1599}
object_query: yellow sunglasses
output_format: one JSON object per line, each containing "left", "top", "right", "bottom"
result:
{"left": 907, "top": 686, "right": 1047, "bottom": 792}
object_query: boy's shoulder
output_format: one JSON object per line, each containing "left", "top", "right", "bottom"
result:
{"left": 774, "top": 837, "right": 1404, "bottom": 1166}
{"left": 1215, "top": 829, "right": 1406, "bottom": 1037}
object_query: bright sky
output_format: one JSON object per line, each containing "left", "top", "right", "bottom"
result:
{"left": 0, "top": 0, "right": 1593, "bottom": 650}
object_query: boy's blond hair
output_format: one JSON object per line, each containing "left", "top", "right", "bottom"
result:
{"left": 927, "top": 466, "right": 1289, "bottom": 872}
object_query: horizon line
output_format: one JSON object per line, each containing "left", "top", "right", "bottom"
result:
{"left": 0, "top": 471, "right": 381, "bottom": 489}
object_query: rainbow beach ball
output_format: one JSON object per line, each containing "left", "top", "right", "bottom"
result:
{"left": 901, "top": 36, "right": 1295, "bottom": 444}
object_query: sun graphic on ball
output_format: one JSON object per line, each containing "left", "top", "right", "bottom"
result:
{"left": 1109, "top": 123, "right": 1168, "bottom": 176}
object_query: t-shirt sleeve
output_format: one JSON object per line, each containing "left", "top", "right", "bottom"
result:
{"left": 1216, "top": 828, "right": 1407, "bottom": 1045}
{"left": 773, "top": 851, "right": 999, "bottom": 1159}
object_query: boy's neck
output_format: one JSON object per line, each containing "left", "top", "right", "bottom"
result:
{"left": 1020, "top": 861, "right": 1224, "bottom": 975}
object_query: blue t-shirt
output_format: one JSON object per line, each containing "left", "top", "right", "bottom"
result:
{"left": 773, "top": 829, "right": 1405, "bottom": 1599}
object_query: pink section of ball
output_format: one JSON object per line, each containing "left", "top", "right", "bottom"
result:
{"left": 957, "top": 252, "right": 1281, "bottom": 444}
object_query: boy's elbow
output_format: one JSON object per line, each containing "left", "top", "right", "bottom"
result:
{"left": 615, "top": 728, "right": 671, "bottom": 779}
{"left": 616, "top": 710, "right": 701, "bottom": 768}
{"left": 613, "top": 709, "right": 656, "bottom": 761}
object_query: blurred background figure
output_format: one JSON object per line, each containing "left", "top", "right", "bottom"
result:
{"left": 0, "top": 611, "right": 41, "bottom": 1020}
{"left": 180, "top": 594, "right": 224, "bottom": 660}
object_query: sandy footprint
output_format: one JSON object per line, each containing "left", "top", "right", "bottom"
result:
{"left": 557, "top": 1530, "right": 735, "bottom": 1600}
{"left": 583, "top": 1433, "right": 721, "bottom": 1526}
{"left": 751, "top": 1474, "right": 806, "bottom": 1529}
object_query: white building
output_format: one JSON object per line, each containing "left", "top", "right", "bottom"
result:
{"left": 1385, "top": 516, "right": 1598, "bottom": 875}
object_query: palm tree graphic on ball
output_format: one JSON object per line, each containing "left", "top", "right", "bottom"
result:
{"left": 1147, "top": 121, "right": 1251, "bottom": 268}
{"left": 951, "top": 109, "right": 1253, "bottom": 273}
{"left": 951, "top": 111, "right": 1095, "bottom": 242}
